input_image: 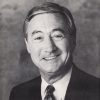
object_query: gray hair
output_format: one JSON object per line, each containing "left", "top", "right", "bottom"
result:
{"left": 23, "top": 2, "right": 76, "bottom": 40}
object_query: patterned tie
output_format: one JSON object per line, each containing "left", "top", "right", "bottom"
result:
{"left": 44, "top": 85, "right": 55, "bottom": 100}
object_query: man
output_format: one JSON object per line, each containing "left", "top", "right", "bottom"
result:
{"left": 9, "top": 2, "right": 100, "bottom": 100}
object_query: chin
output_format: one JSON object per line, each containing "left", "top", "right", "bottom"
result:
{"left": 42, "top": 66, "right": 60, "bottom": 74}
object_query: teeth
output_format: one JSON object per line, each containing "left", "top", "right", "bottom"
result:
{"left": 44, "top": 56, "right": 56, "bottom": 60}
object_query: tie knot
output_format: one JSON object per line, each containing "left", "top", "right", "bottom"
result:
{"left": 45, "top": 85, "right": 55, "bottom": 94}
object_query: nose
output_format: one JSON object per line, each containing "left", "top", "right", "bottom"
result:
{"left": 44, "top": 38, "right": 57, "bottom": 53}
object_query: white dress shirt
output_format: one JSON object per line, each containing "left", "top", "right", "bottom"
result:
{"left": 41, "top": 67, "right": 72, "bottom": 100}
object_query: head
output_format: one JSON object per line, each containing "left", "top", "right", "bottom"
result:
{"left": 24, "top": 2, "right": 76, "bottom": 78}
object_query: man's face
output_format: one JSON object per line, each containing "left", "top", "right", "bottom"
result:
{"left": 25, "top": 13, "right": 74, "bottom": 75}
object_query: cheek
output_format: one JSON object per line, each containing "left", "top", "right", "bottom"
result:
{"left": 56, "top": 40, "right": 70, "bottom": 53}
{"left": 29, "top": 45, "right": 40, "bottom": 57}
{"left": 29, "top": 46, "right": 40, "bottom": 66}
{"left": 28, "top": 43, "right": 44, "bottom": 63}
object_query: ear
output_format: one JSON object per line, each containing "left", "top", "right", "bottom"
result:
{"left": 25, "top": 38, "right": 31, "bottom": 54}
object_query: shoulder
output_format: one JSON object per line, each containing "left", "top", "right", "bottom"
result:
{"left": 66, "top": 65, "right": 100, "bottom": 100}
{"left": 72, "top": 65, "right": 100, "bottom": 93}
{"left": 9, "top": 76, "right": 41, "bottom": 100}
{"left": 12, "top": 76, "right": 41, "bottom": 91}
{"left": 72, "top": 65, "right": 100, "bottom": 83}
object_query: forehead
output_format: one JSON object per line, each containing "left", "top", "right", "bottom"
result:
{"left": 26, "top": 13, "right": 67, "bottom": 33}
{"left": 29, "top": 11, "right": 66, "bottom": 22}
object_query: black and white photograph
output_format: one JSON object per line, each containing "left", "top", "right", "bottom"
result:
{"left": 0, "top": 0, "right": 100, "bottom": 100}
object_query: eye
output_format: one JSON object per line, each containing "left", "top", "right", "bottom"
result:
{"left": 34, "top": 36, "right": 42, "bottom": 40}
{"left": 33, "top": 35, "right": 43, "bottom": 42}
{"left": 55, "top": 34, "right": 64, "bottom": 38}
{"left": 52, "top": 32, "right": 65, "bottom": 41}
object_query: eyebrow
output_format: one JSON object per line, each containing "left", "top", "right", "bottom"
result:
{"left": 52, "top": 28, "right": 66, "bottom": 34}
{"left": 31, "top": 30, "right": 42, "bottom": 35}
{"left": 31, "top": 28, "right": 66, "bottom": 35}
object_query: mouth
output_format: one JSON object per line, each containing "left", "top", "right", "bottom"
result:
{"left": 43, "top": 55, "right": 60, "bottom": 61}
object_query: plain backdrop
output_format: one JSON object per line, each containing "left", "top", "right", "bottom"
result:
{"left": 0, "top": 0, "right": 100, "bottom": 100}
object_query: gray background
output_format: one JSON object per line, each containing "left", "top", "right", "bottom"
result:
{"left": 0, "top": 0, "right": 100, "bottom": 100}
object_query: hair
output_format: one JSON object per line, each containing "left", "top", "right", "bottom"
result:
{"left": 23, "top": 2, "right": 76, "bottom": 40}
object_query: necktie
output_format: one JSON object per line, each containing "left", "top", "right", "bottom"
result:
{"left": 44, "top": 85, "right": 55, "bottom": 100}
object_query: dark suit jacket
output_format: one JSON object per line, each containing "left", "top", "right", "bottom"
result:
{"left": 9, "top": 66, "right": 100, "bottom": 100}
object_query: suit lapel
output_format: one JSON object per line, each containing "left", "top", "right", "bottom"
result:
{"left": 30, "top": 76, "right": 42, "bottom": 100}
{"left": 65, "top": 66, "right": 86, "bottom": 100}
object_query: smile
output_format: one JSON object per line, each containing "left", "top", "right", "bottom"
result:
{"left": 43, "top": 55, "right": 59, "bottom": 61}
